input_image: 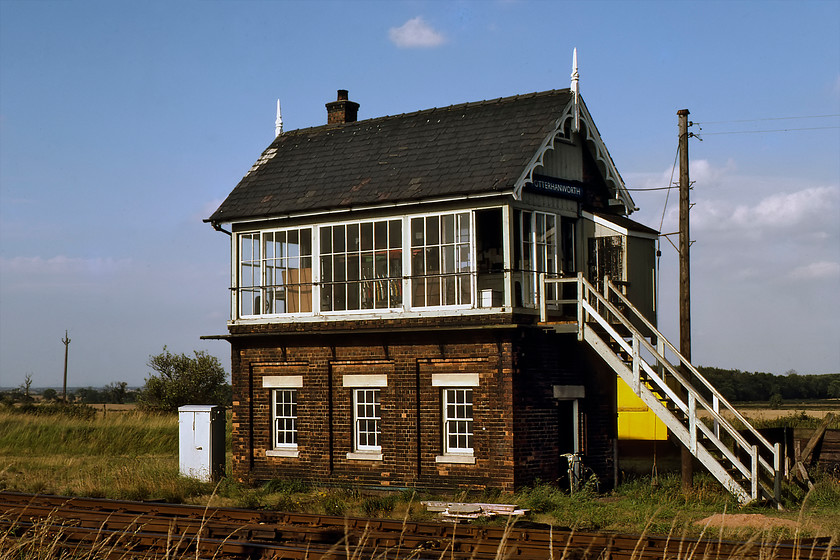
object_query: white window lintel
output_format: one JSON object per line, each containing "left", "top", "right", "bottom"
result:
{"left": 263, "top": 376, "right": 304, "bottom": 388}
{"left": 343, "top": 374, "right": 387, "bottom": 387}
{"left": 432, "top": 373, "right": 479, "bottom": 387}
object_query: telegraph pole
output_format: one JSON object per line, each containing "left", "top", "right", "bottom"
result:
{"left": 62, "top": 330, "right": 71, "bottom": 402}
{"left": 677, "top": 109, "right": 693, "bottom": 491}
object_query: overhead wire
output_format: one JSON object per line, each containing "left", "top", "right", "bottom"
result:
{"left": 659, "top": 143, "right": 680, "bottom": 234}
{"left": 693, "top": 114, "right": 839, "bottom": 124}
{"left": 634, "top": 112, "right": 836, "bottom": 251}
{"left": 651, "top": 140, "right": 681, "bottom": 325}
{"left": 701, "top": 126, "right": 839, "bottom": 135}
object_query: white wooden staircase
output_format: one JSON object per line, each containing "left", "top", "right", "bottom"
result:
{"left": 539, "top": 274, "right": 782, "bottom": 505}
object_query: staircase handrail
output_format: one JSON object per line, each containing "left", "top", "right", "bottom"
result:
{"left": 540, "top": 274, "right": 779, "bottom": 494}
{"left": 576, "top": 281, "right": 751, "bottom": 454}
{"left": 601, "top": 277, "right": 776, "bottom": 457}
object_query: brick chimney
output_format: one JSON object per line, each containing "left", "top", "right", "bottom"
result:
{"left": 325, "top": 89, "right": 359, "bottom": 124}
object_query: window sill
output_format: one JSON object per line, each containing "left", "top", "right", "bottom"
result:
{"left": 435, "top": 454, "right": 475, "bottom": 464}
{"left": 346, "top": 451, "right": 383, "bottom": 461}
{"left": 266, "top": 448, "right": 299, "bottom": 458}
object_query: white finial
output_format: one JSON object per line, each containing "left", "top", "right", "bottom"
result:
{"left": 571, "top": 48, "right": 580, "bottom": 133}
{"left": 275, "top": 99, "right": 283, "bottom": 137}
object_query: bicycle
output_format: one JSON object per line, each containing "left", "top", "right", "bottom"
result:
{"left": 560, "top": 452, "right": 599, "bottom": 494}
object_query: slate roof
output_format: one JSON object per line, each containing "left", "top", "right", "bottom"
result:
{"left": 208, "top": 89, "right": 574, "bottom": 224}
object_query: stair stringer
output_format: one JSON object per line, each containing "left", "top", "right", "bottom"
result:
{"left": 583, "top": 327, "right": 752, "bottom": 504}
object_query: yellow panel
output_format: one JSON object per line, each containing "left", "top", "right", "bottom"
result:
{"left": 617, "top": 378, "right": 668, "bottom": 440}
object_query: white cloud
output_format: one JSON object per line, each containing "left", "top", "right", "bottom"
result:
{"left": 734, "top": 186, "right": 836, "bottom": 229}
{"left": 789, "top": 261, "right": 840, "bottom": 281}
{"left": 388, "top": 17, "right": 446, "bottom": 49}
{"left": 690, "top": 158, "right": 736, "bottom": 187}
{"left": 692, "top": 185, "right": 838, "bottom": 235}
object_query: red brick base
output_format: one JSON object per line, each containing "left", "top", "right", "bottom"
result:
{"left": 227, "top": 319, "right": 616, "bottom": 491}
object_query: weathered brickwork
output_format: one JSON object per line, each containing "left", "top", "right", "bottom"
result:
{"left": 510, "top": 332, "right": 617, "bottom": 486}
{"left": 228, "top": 318, "right": 616, "bottom": 492}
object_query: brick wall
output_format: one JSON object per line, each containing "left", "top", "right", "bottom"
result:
{"left": 228, "top": 318, "right": 616, "bottom": 492}
{"left": 508, "top": 330, "right": 616, "bottom": 489}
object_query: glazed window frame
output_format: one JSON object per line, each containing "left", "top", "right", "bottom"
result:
{"left": 237, "top": 227, "right": 313, "bottom": 318}
{"left": 352, "top": 388, "right": 382, "bottom": 453}
{"left": 409, "top": 211, "right": 473, "bottom": 308}
{"left": 342, "top": 375, "right": 386, "bottom": 461}
{"left": 319, "top": 218, "right": 403, "bottom": 312}
{"left": 442, "top": 388, "right": 474, "bottom": 454}
{"left": 516, "top": 210, "right": 560, "bottom": 307}
{"left": 233, "top": 209, "right": 488, "bottom": 318}
{"left": 433, "top": 373, "right": 478, "bottom": 464}
{"left": 262, "top": 375, "right": 303, "bottom": 458}
{"left": 272, "top": 389, "right": 298, "bottom": 449}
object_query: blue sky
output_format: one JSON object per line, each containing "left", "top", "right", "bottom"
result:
{"left": 1, "top": 0, "right": 838, "bottom": 388}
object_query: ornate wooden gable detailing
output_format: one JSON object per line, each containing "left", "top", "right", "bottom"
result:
{"left": 513, "top": 97, "right": 635, "bottom": 214}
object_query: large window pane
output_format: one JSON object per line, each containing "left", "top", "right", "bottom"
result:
{"left": 321, "top": 219, "right": 402, "bottom": 311}
{"left": 517, "top": 210, "right": 559, "bottom": 307}
{"left": 237, "top": 228, "right": 312, "bottom": 317}
{"left": 411, "top": 212, "right": 472, "bottom": 308}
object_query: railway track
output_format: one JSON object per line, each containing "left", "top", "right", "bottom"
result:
{"left": 0, "top": 491, "right": 833, "bottom": 559}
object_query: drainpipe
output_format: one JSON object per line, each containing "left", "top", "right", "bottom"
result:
{"left": 212, "top": 222, "right": 231, "bottom": 236}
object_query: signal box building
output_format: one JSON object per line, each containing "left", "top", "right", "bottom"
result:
{"left": 206, "top": 85, "right": 659, "bottom": 492}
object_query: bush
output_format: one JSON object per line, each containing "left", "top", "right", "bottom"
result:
{"left": 138, "top": 347, "right": 231, "bottom": 412}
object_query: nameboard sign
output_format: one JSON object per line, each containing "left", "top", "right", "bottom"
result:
{"left": 526, "top": 174, "right": 584, "bottom": 200}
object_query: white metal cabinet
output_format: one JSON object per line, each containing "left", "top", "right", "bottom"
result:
{"left": 178, "top": 405, "right": 225, "bottom": 482}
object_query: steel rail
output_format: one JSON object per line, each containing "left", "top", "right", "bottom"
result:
{"left": 0, "top": 492, "right": 833, "bottom": 560}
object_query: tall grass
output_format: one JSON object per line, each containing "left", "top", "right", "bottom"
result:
{"left": 0, "top": 409, "right": 176, "bottom": 456}
{"left": 0, "top": 410, "right": 210, "bottom": 502}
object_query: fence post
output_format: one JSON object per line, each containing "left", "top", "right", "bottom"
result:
{"left": 751, "top": 445, "right": 759, "bottom": 501}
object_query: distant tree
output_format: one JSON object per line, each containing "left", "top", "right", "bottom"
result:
{"left": 42, "top": 388, "right": 58, "bottom": 402}
{"left": 104, "top": 381, "right": 128, "bottom": 404}
{"left": 828, "top": 380, "right": 840, "bottom": 399}
{"left": 138, "top": 347, "right": 230, "bottom": 413}
{"left": 769, "top": 393, "right": 783, "bottom": 409}
{"left": 74, "top": 387, "right": 104, "bottom": 404}
{"left": 20, "top": 374, "right": 34, "bottom": 404}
